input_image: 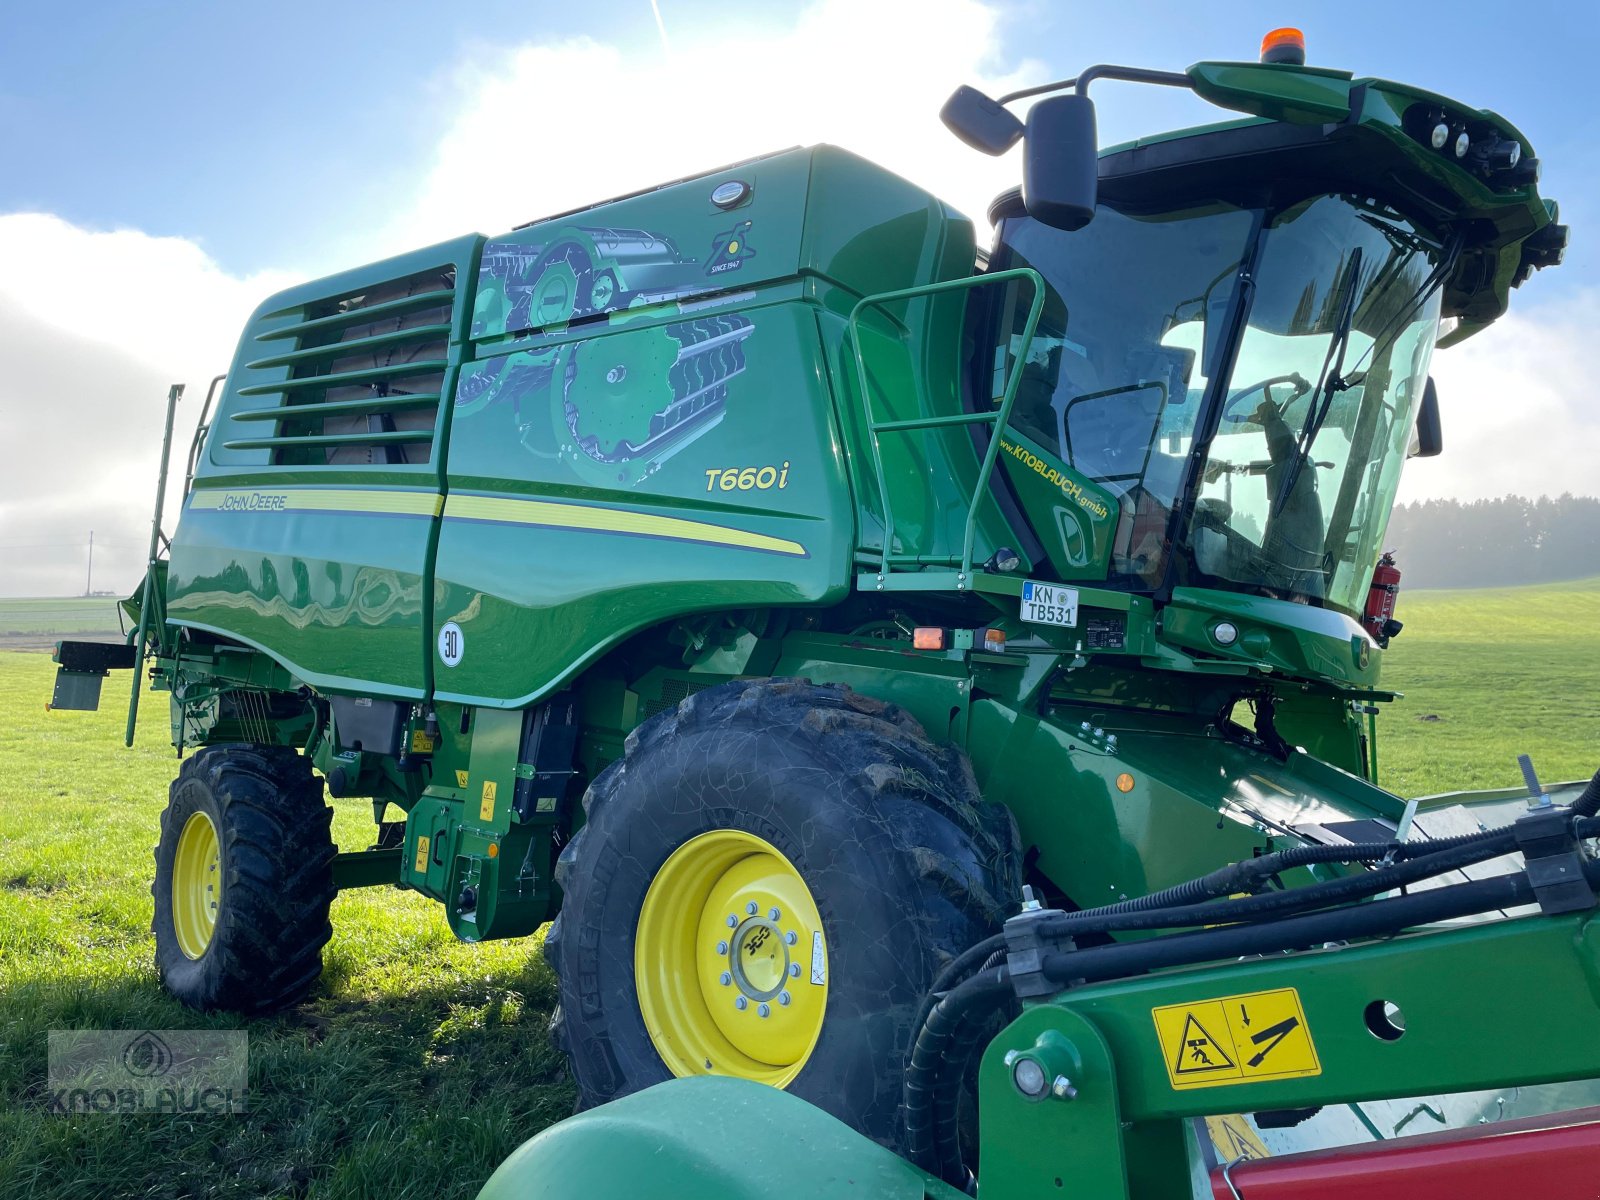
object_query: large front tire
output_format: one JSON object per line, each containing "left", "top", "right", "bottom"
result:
{"left": 153, "top": 745, "right": 335, "bottom": 1014}
{"left": 543, "top": 679, "right": 1020, "bottom": 1151}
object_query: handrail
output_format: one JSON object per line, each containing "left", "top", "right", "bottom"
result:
{"left": 128, "top": 383, "right": 183, "bottom": 747}
{"left": 183, "top": 373, "right": 226, "bottom": 498}
{"left": 847, "top": 267, "right": 1046, "bottom": 587}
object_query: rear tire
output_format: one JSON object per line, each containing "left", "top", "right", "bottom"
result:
{"left": 153, "top": 745, "right": 335, "bottom": 1014}
{"left": 543, "top": 678, "right": 1020, "bottom": 1152}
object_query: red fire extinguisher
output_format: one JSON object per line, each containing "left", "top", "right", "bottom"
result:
{"left": 1364, "top": 552, "right": 1403, "bottom": 647}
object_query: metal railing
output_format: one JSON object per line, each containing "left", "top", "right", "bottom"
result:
{"left": 847, "top": 267, "right": 1046, "bottom": 587}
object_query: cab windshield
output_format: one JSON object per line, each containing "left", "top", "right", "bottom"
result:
{"left": 986, "top": 192, "right": 1444, "bottom": 616}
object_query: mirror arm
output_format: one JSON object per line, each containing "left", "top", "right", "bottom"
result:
{"left": 999, "top": 65, "right": 1193, "bottom": 106}
{"left": 1075, "top": 64, "right": 1194, "bottom": 98}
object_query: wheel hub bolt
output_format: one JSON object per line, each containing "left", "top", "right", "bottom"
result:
{"left": 784, "top": 931, "right": 798, "bottom": 946}
{"left": 716, "top": 940, "right": 729, "bottom": 955}
{"left": 778, "top": 992, "right": 791, "bottom": 1006}
{"left": 789, "top": 963, "right": 801, "bottom": 977}
{"left": 720, "top": 971, "right": 732, "bottom": 986}
{"left": 746, "top": 901, "right": 759, "bottom": 915}
{"left": 769, "top": 907, "right": 781, "bottom": 920}
{"left": 758, "top": 1003, "right": 771, "bottom": 1018}
{"left": 726, "top": 914, "right": 738, "bottom": 928}
{"left": 735, "top": 996, "right": 749, "bottom": 1011}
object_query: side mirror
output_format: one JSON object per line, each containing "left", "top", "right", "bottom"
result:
{"left": 940, "top": 86, "right": 1024, "bottom": 155}
{"left": 1023, "top": 94, "right": 1099, "bottom": 231}
{"left": 1411, "top": 376, "right": 1443, "bottom": 458}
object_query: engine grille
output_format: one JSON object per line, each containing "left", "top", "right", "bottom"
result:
{"left": 224, "top": 266, "right": 457, "bottom": 466}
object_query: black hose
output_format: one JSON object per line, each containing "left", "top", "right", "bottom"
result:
{"left": 905, "top": 966, "right": 1012, "bottom": 1181}
{"left": 920, "top": 934, "right": 1005, "bottom": 1018}
{"left": 929, "top": 948, "right": 1011, "bottom": 1194}
{"left": 1575, "top": 768, "right": 1600, "bottom": 818}
{"left": 1087, "top": 829, "right": 1496, "bottom": 915}
{"left": 1035, "top": 825, "right": 1524, "bottom": 938}
{"left": 1040, "top": 863, "right": 1571, "bottom": 988}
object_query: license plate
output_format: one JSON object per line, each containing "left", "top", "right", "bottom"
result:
{"left": 1021, "top": 580, "right": 1079, "bottom": 628}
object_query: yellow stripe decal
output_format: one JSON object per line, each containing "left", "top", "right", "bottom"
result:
{"left": 186, "top": 487, "right": 803, "bottom": 557}
{"left": 189, "top": 488, "right": 443, "bottom": 516}
{"left": 445, "top": 494, "right": 807, "bottom": 558}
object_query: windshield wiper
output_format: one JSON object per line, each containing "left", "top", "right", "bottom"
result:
{"left": 1336, "top": 234, "right": 1464, "bottom": 392}
{"left": 1271, "top": 247, "right": 1363, "bottom": 516}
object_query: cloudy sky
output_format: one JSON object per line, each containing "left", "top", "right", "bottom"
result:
{"left": 2, "top": 0, "right": 1594, "bottom": 595}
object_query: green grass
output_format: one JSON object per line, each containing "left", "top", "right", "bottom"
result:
{"left": 1374, "top": 576, "right": 1600, "bottom": 797}
{"left": 0, "top": 578, "right": 1595, "bottom": 1198}
{"left": 0, "top": 653, "right": 572, "bottom": 1200}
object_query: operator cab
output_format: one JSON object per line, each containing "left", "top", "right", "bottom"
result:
{"left": 979, "top": 126, "right": 1448, "bottom": 621}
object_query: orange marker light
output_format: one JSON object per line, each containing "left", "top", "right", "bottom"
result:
{"left": 983, "top": 628, "right": 1007, "bottom": 653}
{"left": 1259, "top": 27, "right": 1306, "bottom": 66}
{"left": 1116, "top": 773, "right": 1136, "bottom": 794}
{"left": 487, "top": 843, "right": 500, "bottom": 858}
{"left": 913, "top": 627, "right": 947, "bottom": 651}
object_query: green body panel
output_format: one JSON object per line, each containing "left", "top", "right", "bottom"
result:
{"left": 167, "top": 496, "right": 439, "bottom": 698}
{"left": 995, "top": 428, "right": 1120, "bottom": 577}
{"left": 1162, "top": 587, "right": 1380, "bottom": 688}
{"left": 435, "top": 299, "right": 851, "bottom": 707}
{"left": 476, "top": 1076, "right": 963, "bottom": 1200}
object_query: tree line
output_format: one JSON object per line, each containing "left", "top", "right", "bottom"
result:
{"left": 1383, "top": 495, "right": 1600, "bottom": 588}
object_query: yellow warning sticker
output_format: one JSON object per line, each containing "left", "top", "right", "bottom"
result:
{"left": 480, "top": 780, "right": 498, "bottom": 822}
{"left": 1204, "top": 1114, "right": 1270, "bottom": 1162}
{"left": 1153, "top": 987, "right": 1320, "bottom": 1090}
{"left": 410, "top": 730, "right": 435, "bottom": 754}
{"left": 414, "top": 835, "right": 430, "bottom": 874}
{"left": 455, "top": 769, "right": 470, "bottom": 789}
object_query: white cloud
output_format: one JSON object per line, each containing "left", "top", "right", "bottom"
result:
{"left": 384, "top": 0, "right": 1041, "bottom": 255}
{"left": 0, "top": 213, "right": 299, "bottom": 385}
{"left": 0, "top": 215, "right": 300, "bottom": 595}
{"left": 1399, "top": 288, "right": 1594, "bottom": 503}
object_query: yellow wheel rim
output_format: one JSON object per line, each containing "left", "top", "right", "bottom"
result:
{"left": 172, "top": 811, "right": 222, "bottom": 959}
{"left": 635, "top": 830, "right": 828, "bottom": 1087}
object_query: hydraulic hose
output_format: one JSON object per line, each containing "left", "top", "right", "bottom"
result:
{"left": 1034, "top": 824, "right": 1534, "bottom": 938}
{"left": 929, "top": 948, "right": 1010, "bottom": 1194}
{"left": 1039, "top": 861, "right": 1589, "bottom": 989}
{"left": 914, "top": 818, "right": 1596, "bottom": 1054}
{"left": 1575, "top": 768, "right": 1600, "bottom": 818}
{"left": 905, "top": 966, "right": 1013, "bottom": 1182}
{"left": 922, "top": 935, "right": 1006, "bottom": 1014}
{"left": 1083, "top": 829, "right": 1499, "bottom": 915}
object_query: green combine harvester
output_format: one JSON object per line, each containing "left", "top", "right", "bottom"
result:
{"left": 54, "top": 26, "right": 1600, "bottom": 1197}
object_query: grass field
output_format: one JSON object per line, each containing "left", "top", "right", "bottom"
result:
{"left": 0, "top": 597, "right": 126, "bottom": 651}
{"left": 0, "top": 579, "right": 1596, "bottom": 1198}
{"left": 1367, "top": 575, "right": 1600, "bottom": 796}
{"left": 0, "top": 656, "right": 572, "bottom": 1200}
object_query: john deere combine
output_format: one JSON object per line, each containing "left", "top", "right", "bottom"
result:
{"left": 55, "top": 27, "right": 1600, "bottom": 1195}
